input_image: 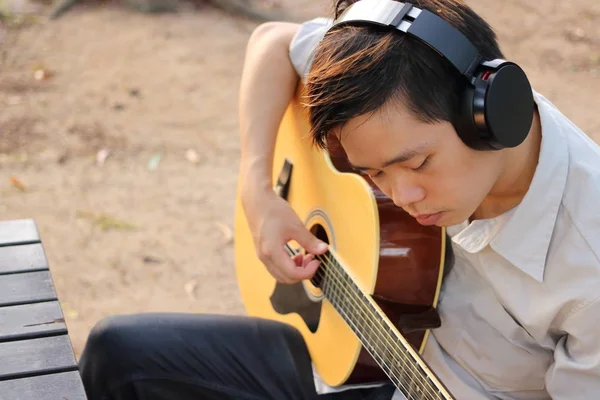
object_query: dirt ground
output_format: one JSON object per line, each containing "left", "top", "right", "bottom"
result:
{"left": 0, "top": 0, "right": 598, "bottom": 359}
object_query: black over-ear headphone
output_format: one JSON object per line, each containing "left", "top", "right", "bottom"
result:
{"left": 328, "top": 0, "right": 534, "bottom": 151}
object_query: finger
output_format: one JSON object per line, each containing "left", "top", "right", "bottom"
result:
{"left": 292, "top": 253, "right": 304, "bottom": 267}
{"left": 288, "top": 257, "right": 320, "bottom": 281}
{"left": 304, "top": 259, "right": 321, "bottom": 278}
{"left": 270, "top": 246, "right": 305, "bottom": 283}
{"left": 293, "top": 225, "right": 328, "bottom": 255}
{"left": 301, "top": 253, "right": 315, "bottom": 268}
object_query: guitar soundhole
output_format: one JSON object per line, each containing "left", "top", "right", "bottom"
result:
{"left": 310, "top": 224, "right": 330, "bottom": 245}
{"left": 309, "top": 224, "right": 330, "bottom": 289}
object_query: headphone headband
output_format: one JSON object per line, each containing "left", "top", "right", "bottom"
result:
{"left": 328, "top": 0, "right": 534, "bottom": 151}
{"left": 332, "top": 0, "right": 482, "bottom": 78}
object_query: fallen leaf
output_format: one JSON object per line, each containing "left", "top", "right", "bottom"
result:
{"left": 31, "top": 62, "right": 46, "bottom": 71}
{"left": 57, "top": 151, "right": 70, "bottom": 164}
{"left": 184, "top": 279, "right": 200, "bottom": 300}
{"left": 147, "top": 152, "right": 162, "bottom": 170}
{"left": 97, "top": 216, "right": 138, "bottom": 231}
{"left": 143, "top": 255, "right": 163, "bottom": 264}
{"left": 76, "top": 210, "right": 138, "bottom": 231}
{"left": 96, "top": 148, "right": 111, "bottom": 166}
{"left": 10, "top": 176, "right": 27, "bottom": 191}
{"left": 565, "top": 27, "right": 587, "bottom": 43}
{"left": 33, "top": 69, "right": 52, "bottom": 80}
{"left": 215, "top": 222, "right": 233, "bottom": 245}
{"left": 185, "top": 148, "right": 200, "bottom": 164}
{"left": 0, "top": 153, "right": 28, "bottom": 165}
{"left": 61, "top": 302, "right": 80, "bottom": 320}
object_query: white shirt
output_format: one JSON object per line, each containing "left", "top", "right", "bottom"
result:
{"left": 289, "top": 18, "right": 600, "bottom": 400}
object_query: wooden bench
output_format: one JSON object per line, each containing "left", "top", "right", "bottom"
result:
{"left": 0, "top": 219, "right": 88, "bottom": 399}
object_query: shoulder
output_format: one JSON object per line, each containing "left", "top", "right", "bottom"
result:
{"left": 289, "top": 17, "right": 333, "bottom": 81}
{"left": 535, "top": 93, "right": 600, "bottom": 319}
{"left": 559, "top": 113, "right": 600, "bottom": 261}
{"left": 535, "top": 92, "right": 600, "bottom": 259}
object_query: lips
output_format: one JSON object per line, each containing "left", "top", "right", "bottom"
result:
{"left": 413, "top": 212, "right": 443, "bottom": 226}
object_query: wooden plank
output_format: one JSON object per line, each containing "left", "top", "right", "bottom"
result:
{"left": 0, "top": 302, "right": 67, "bottom": 342}
{"left": 0, "top": 220, "right": 40, "bottom": 247}
{"left": 0, "top": 371, "right": 87, "bottom": 400}
{"left": 0, "top": 244, "right": 49, "bottom": 275}
{"left": 0, "top": 335, "right": 78, "bottom": 380}
{"left": 0, "top": 271, "right": 57, "bottom": 307}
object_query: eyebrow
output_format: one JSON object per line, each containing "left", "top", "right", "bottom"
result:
{"left": 349, "top": 144, "right": 426, "bottom": 172}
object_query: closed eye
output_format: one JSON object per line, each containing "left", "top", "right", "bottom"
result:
{"left": 362, "top": 170, "right": 383, "bottom": 180}
{"left": 360, "top": 156, "right": 430, "bottom": 178}
{"left": 413, "top": 156, "right": 430, "bottom": 172}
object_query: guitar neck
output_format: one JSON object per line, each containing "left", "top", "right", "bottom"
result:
{"left": 304, "top": 247, "right": 454, "bottom": 400}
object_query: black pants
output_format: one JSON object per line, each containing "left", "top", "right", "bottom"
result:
{"left": 79, "top": 313, "right": 396, "bottom": 400}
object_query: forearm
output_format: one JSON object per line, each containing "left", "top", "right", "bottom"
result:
{"left": 238, "top": 22, "right": 300, "bottom": 197}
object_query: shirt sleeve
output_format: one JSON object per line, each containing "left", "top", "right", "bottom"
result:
{"left": 289, "top": 17, "right": 333, "bottom": 83}
{"left": 545, "top": 295, "right": 600, "bottom": 399}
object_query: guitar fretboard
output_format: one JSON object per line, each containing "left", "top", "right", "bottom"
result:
{"left": 286, "top": 245, "right": 453, "bottom": 400}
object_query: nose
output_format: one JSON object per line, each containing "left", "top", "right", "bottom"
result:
{"left": 390, "top": 178, "right": 426, "bottom": 208}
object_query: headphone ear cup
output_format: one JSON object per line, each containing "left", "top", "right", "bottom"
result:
{"left": 482, "top": 63, "right": 534, "bottom": 149}
{"left": 453, "top": 61, "right": 534, "bottom": 151}
{"left": 453, "top": 83, "right": 497, "bottom": 151}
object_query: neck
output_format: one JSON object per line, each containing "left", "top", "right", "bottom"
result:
{"left": 472, "top": 107, "right": 542, "bottom": 220}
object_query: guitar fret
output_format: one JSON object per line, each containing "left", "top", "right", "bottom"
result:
{"left": 331, "top": 298, "right": 416, "bottom": 396}
{"left": 341, "top": 271, "right": 419, "bottom": 392}
{"left": 321, "top": 255, "right": 449, "bottom": 400}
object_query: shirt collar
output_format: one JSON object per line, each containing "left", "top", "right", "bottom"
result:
{"left": 449, "top": 208, "right": 516, "bottom": 254}
{"left": 489, "top": 92, "right": 569, "bottom": 282}
{"left": 449, "top": 92, "right": 569, "bottom": 283}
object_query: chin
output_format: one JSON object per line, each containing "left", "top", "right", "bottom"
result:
{"left": 437, "top": 212, "right": 464, "bottom": 227}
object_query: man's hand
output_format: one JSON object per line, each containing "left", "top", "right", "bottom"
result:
{"left": 243, "top": 189, "right": 328, "bottom": 284}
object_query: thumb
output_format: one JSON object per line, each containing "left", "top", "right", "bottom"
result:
{"left": 294, "top": 225, "right": 328, "bottom": 255}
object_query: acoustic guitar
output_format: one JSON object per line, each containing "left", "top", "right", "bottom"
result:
{"left": 234, "top": 87, "right": 454, "bottom": 400}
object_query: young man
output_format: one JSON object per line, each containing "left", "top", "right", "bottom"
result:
{"left": 79, "top": 0, "right": 600, "bottom": 399}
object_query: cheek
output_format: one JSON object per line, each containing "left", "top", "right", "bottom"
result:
{"left": 430, "top": 173, "right": 471, "bottom": 204}
{"left": 433, "top": 155, "right": 498, "bottom": 206}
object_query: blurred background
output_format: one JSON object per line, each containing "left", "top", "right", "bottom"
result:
{"left": 0, "top": 0, "right": 598, "bottom": 359}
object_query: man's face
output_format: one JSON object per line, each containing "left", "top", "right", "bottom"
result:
{"left": 337, "top": 100, "right": 504, "bottom": 227}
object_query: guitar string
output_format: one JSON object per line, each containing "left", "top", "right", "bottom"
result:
{"left": 308, "top": 252, "right": 433, "bottom": 399}
{"left": 285, "top": 245, "right": 445, "bottom": 400}
{"left": 284, "top": 243, "right": 441, "bottom": 399}
{"left": 317, "top": 251, "right": 442, "bottom": 400}
{"left": 316, "top": 256, "right": 426, "bottom": 400}
{"left": 285, "top": 243, "right": 432, "bottom": 396}
{"left": 316, "top": 256, "right": 439, "bottom": 400}
{"left": 316, "top": 250, "right": 443, "bottom": 400}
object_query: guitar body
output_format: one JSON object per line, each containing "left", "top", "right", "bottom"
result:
{"left": 234, "top": 89, "right": 447, "bottom": 387}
